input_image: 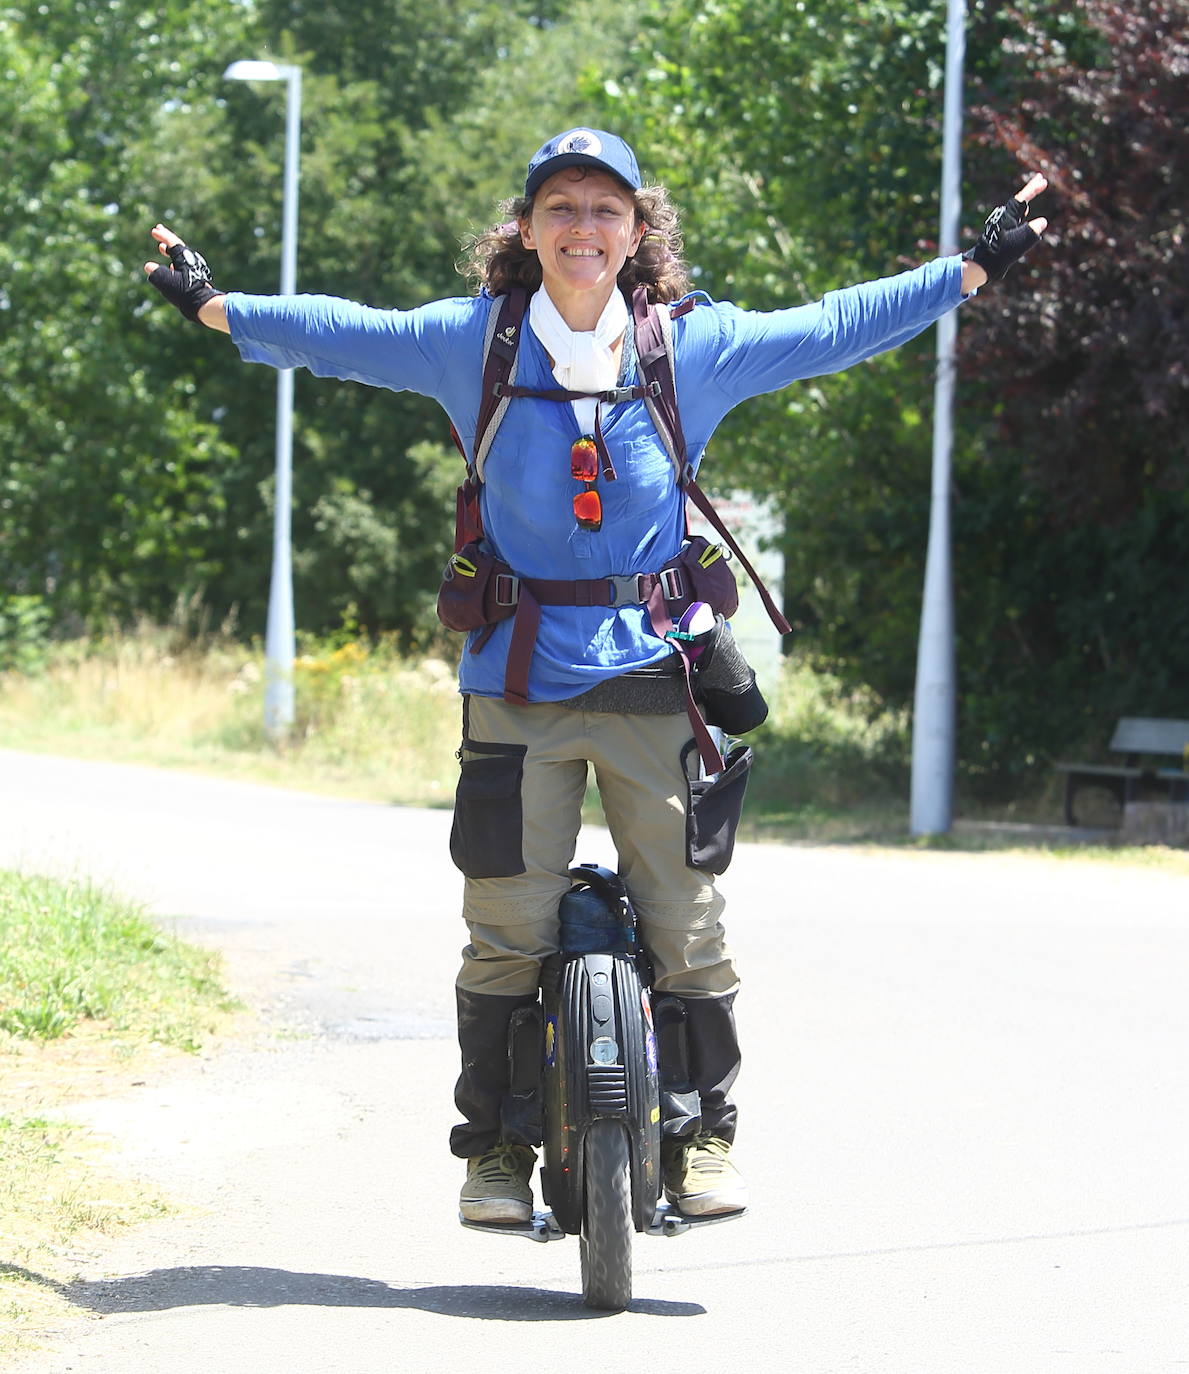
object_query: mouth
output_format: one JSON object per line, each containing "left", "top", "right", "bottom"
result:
{"left": 562, "top": 247, "right": 603, "bottom": 258}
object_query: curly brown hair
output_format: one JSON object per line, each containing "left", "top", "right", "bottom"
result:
{"left": 460, "top": 176, "right": 692, "bottom": 304}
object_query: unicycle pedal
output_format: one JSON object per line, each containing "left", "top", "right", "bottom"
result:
{"left": 459, "top": 1211, "right": 566, "bottom": 1243}
{"left": 646, "top": 1201, "right": 748, "bottom": 1237}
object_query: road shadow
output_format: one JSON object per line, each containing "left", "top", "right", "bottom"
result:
{"left": 1, "top": 1263, "right": 703, "bottom": 1321}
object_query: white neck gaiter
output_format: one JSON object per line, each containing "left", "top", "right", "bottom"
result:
{"left": 528, "top": 285, "right": 628, "bottom": 434}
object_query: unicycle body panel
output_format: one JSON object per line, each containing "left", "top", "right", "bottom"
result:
{"left": 539, "top": 945, "right": 661, "bottom": 1238}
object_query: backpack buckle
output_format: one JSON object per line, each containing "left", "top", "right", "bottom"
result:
{"left": 601, "top": 385, "right": 645, "bottom": 405}
{"left": 607, "top": 574, "right": 646, "bottom": 607}
{"left": 659, "top": 567, "right": 685, "bottom": 601}
{"left": 494, "top": 573, "right": 520, "bottom": 607}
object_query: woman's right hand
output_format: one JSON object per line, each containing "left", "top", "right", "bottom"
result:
{"left": 143, "top": 224, "right": 229, "bottom": 331}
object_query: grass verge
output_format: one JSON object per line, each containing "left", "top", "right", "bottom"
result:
{"left": 0, "top": 872, "right": 236, "bottom": 1048}
{"left": 0, "top": 869, "right": 239, "bottom": 1359}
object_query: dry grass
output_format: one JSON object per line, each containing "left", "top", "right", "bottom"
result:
{"left": 2, "top": 625, "right": 1186, "bottom": 868}
{"left": 0, "top": 626, "right": 462, "bottom": 806}
{"left": 0, "top": 1032, "right": 205, "bottom": 1360}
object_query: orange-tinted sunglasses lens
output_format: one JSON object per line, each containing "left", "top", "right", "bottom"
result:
{"left": 573, "top": 486, "right": 602, "bottom": 531}
{"left": 570, "top": 435, "right": 599, "bottom": 482}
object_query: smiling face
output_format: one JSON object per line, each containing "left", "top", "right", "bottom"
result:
{"left": 519, "top": 168, "right": 646, "bottom": 328}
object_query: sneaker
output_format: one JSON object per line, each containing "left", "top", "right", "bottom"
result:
{"left": 662, "top": 1133, "right": 748, "bottom": 1216}
{"left": 460, "top": 1144, "right": 535, "bottom": 1223}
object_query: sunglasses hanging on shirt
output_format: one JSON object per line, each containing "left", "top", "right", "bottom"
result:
{"left": 571, "top": 434, "right": 602, "bottom": 532}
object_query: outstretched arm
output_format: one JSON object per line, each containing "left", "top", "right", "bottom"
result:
{"left": 143, "top": 224, "right": 229, "bottom": 332}
{"left": 142, "top": 222, "right": 479, "bottom": 399}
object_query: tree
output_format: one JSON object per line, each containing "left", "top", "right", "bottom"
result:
{"left": 142, "top": 0, "right": 644, "bottom": 642}
{"left": 0, "top": 3, "right": 249, "bottom": 628}
{"left": 604, "top": 0, "right": 1189, "bottom": 794}
{"left": 965, "top": 0, "right": 1187, "bottom": 519}
{"left": 602, "top": 0, "right": 973, "bottom": 694}
{"left": 952, "top": 0, "right": 1189, "bottom": 778}
{"left": 1, "top": 0, "right": 645, "bottom": 643}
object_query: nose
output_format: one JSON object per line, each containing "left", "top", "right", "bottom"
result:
{"left": 570, "top": 207, "right": 596, "bottom": 235}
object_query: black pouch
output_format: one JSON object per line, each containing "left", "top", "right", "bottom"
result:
{"left": 682, "top": 738, "right": 753, "bottom": 875}
{"left": 698, "top": 669, "right": 769, "bottom": 734}
{"left": 693, "top": 618, "right": 768, "bottom": 734}
{"left": 449, "top": 739, "right": 528, "bottom": 878}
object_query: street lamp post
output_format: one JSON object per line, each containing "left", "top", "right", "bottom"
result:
{"left": 223, "top": 59, "right": 303, "bottom": 741}
{"left": 910, "top": 0, "right": 965, "bottom": 836}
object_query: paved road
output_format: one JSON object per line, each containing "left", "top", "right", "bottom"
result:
{"left": 2, "top": 749, "right": 1188, "bottom": 1373}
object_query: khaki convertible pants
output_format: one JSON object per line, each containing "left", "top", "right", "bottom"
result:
{"left": 453, "top": 695, "right": 737, "bottom": 1001}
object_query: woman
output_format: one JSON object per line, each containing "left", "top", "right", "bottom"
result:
{"left": 146, "top": 127, "right": 1047, "bottom": 1225}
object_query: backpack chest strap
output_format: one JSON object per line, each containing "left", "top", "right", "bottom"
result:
{"left": 493, "top": 381, "right": 656, "bottom": 406}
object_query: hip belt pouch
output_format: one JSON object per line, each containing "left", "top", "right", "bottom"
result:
{"left": 681, "top": 738, "right": 754, "bottom": 875}
{"left": 662, "top": 536, "right": 740, "bottom": 624}
{"left": 436, "top": 540, "right": 517, "bottom": 634}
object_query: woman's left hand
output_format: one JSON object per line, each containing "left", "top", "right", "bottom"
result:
{"left": 961, "top": 173, "right": 1049, "bottom": 292}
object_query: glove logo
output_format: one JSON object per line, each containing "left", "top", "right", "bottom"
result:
{"left": 982, "top": 204, "right": 1007, "bottom": 249}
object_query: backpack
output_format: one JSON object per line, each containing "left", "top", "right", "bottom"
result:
{"left": 436, "top": 284, "right": 790, "bottom": 767}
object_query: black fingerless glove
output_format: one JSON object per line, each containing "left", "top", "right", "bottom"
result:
{"left": 147, "top": 242, "right": 223, "bottom": 323}
{"left": 963, "top": 196, "right": 1040, "bottom": 282}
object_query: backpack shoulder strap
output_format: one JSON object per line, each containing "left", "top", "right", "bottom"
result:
{"left": 683, "top": 478, "right": 792, "bottom": 635}
{"left": 632, "top": 287, "right": 688, "bottom": 484}
{"left": 472, "top": 287, "right": 528, "bottom": 482}
{"left": 637, "top": 288, "right": 792, "bottom": 636}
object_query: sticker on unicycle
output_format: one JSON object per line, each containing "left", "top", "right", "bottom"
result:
{"left": 544, "top": 1015, "right": 557, "bottom": 1067}
{"left": 641, "top": 988, "right": 654, "bottom": 1029}
{"left": 645, "top": 1028, "right": 657, "bottom": 1074}
{"left": 590, "top": 1036, "right": 619, "bottom": 1065}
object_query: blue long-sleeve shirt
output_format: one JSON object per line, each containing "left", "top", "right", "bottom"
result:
{"left": 225, "top": 256, "right": 965, "bottom": 700}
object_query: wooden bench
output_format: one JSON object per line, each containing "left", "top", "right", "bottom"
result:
{"left": 1056, "top": 717, "right": 1189, "bottom": 827}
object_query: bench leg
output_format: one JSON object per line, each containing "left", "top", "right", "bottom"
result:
{"left": 1064, "top": 774, "right": 1078, "bottom": 828}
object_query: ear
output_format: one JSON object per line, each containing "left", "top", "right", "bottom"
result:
{"left": 519, "top": 216, "right": 536, "bottom": 251}
{"left": 627, "top": 218, "right": 647, "bottom": 258}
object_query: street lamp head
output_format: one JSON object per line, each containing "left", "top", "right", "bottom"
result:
{"left": 224, "top": 59, "right": 298, "bottom": 82}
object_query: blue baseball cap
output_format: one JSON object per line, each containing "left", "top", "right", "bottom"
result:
{"left": 525, "top": 129, "right": 642, "bottom": 198}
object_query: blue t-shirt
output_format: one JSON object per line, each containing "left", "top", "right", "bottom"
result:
{"left": 225, "top": 257, "right": 964, "bottom": 700}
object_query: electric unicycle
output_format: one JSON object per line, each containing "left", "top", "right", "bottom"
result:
{"left": 461, "top": 862, "right": 745, "bottom": 1311}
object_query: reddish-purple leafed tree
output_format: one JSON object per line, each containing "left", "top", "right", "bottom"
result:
{"left": 965, "top": 0, "right": 1188, "bottom": 523}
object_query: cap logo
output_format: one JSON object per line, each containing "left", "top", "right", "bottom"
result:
{"left": 556, "top": 130, "right": 602, "bottom": 157}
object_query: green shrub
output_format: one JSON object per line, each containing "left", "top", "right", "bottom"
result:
{"left": 0, "top": 596, "right": 51, "bottom": 675}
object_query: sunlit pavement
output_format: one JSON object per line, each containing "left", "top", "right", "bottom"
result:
{"left": 2, "top": 748, "right": 1187, "bottom": 1373}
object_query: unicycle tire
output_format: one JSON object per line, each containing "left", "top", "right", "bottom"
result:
{"left": 579, "top": 1119, "right": 633, "bottom": 1311}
